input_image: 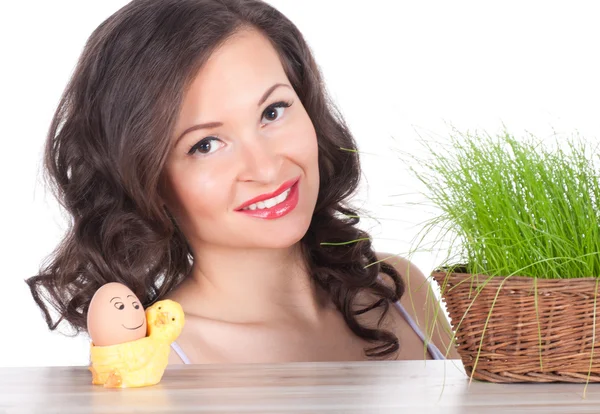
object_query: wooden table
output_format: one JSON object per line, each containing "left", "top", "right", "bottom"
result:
{"left": 2, "top": 360, "right": 600, "bottom": 413}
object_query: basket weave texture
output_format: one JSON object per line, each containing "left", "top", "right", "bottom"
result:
{"left": 431, "top": 268, "right": 600, "bottom": 383}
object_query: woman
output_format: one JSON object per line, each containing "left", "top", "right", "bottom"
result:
{"left": 26, "top": 0, "right": 459, "bottom": 364}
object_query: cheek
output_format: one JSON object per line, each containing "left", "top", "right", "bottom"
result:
{"left": 282, "top": 112, "right": 319, "bottom": 166}
{"left": 167, "top": 163, "right": 233, "bottom": 220}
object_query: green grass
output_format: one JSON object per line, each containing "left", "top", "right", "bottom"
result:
{"left": 401, "top": 128, "right": 600, "bottom": 279}
{"left": 388, "top": 128, "right": 600, "bottom": 393}
{"left": 324, "top": 131, "right": 600, "bottom": 392}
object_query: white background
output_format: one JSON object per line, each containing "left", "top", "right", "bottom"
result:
{"left": 1, "top": 0, "right": 598, "bottom": 367}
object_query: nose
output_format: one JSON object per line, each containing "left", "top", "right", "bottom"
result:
{"left": 237, "top": 135, "right": 283, "bottom": 184}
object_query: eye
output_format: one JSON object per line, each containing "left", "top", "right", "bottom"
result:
{"left": 261, "top": 100, "right": 292, "bottom": 124}
{"left": 186, "top": 100, "right": 293, "bottom": 157}
{"left": 114, "top": 302, "right": 125, "bottom": 310}
{"left": 187, "top": 136, "right": 224, "bottom": 156}
{"left": 132, "top": 302, "right": 140, "bottom": 310}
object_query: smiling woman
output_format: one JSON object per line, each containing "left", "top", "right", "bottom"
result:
{"left": 161, "top": 28, "right": 320, "bottom": 253}
{"left": 25, "top": 0, "right": 458, "bottom": 364}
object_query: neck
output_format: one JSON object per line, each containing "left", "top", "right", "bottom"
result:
{"left": 182, "top": 243, "right": 329, "bottom": 324}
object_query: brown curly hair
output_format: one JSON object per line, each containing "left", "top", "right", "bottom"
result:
{"left": 26, "top": 0, "right": 404, "bottom": 359}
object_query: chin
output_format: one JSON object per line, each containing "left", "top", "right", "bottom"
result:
{"left": 248, "top": 219, "right": 312, "bottom": 250}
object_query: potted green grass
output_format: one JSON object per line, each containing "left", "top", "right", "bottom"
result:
{"left": 400, "top": 128, "right": 600, "bottom": 384}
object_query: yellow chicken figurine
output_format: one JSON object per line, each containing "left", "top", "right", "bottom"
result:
{"left": 87, "top": 283, "right": 185, "bottom": 388}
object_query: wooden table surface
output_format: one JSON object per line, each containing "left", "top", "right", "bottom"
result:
{"left": 2, "top": 360, "right": 600, "bottom": 413}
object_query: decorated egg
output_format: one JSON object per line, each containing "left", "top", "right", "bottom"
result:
{"left": 86, "top": 282, "right": 147, "bottom": 346}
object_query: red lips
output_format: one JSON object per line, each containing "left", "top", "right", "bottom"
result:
{"left": 235, "top": 176, "right": 300, "bottom": 211}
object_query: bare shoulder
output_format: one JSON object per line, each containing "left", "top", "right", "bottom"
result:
{"left": 375, "top": 253, "right": 428, "bottom": 292}
{"left": 375, "top": 252, "right": 460, "bottom": 359}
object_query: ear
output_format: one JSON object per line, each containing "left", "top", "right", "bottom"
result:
{"left": 156, "top": 184, "right": 173, "bottom": 211}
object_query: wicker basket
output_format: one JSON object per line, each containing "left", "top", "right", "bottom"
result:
{"left": 431, "top": 267, "right": 600, "bottom": 383}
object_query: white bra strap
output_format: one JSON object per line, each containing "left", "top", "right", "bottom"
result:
{"left": 170, "top": 341, "right": 192, "bottom": 364}
{"left": 392, "top": 300, "right": 446, "bottom": 360}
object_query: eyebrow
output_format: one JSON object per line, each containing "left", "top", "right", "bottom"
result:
{"left": 127, "top": 295, "right": 135, "bottom": 298}
{"left": 110, "top": 297, "right": 121, "bottom": 303}
{"left": 174, "top": 83, "right": 291, "bottom": 147}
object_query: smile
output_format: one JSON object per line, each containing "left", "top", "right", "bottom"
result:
{"left": 122, "top": 321, "right": 145, "bottom": 330}
{"left": 237, "top": 179, "right": 300, "bottom": 220}
{"left": 241, "top": 186, "right": 292, "bottom": 210}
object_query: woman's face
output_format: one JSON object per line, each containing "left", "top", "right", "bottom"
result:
{"left": 162, "top": 29, "right": 319, "bottom": 252}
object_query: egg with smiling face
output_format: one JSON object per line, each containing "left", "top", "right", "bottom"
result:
{"left": 86, "top": 282, "right": 147, "bottom": 347}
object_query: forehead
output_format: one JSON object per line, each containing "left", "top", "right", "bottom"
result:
{"left": 179, "top": 29, "right": 289, "bottom": 116}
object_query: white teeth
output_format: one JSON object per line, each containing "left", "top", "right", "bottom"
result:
{"left": 242, "top": 187, "right": 292, "bottom": 211}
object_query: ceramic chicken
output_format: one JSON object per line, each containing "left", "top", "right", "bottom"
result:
{"left": 88, "top": 298, "right": 185, "bottom": 388}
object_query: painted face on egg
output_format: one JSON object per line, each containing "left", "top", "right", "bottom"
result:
{"left": 87, "top": 282, "right": 147, "bottom": 346}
